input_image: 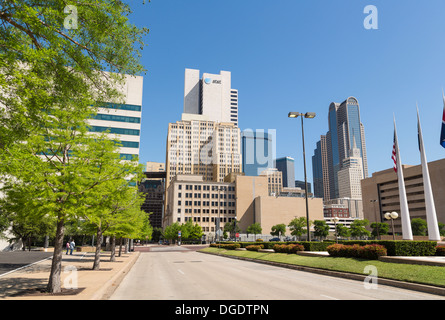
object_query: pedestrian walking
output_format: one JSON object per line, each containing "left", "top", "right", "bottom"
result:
{"left": 66, "top": 241, "right": 70, "bottom": 255}
{"left": 69, "top": 240, "right": 75, "bottom": 255}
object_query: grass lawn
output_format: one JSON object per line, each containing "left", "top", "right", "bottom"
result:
{"left": 200, "top": 247, "right": 445, "bottom": 287}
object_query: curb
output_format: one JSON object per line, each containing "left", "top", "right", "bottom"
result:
{"left": 90, "top": 251, "right": 141, "bottom": 300}
{"left": 199, "top": 250, "right": 445, "bottom": 297}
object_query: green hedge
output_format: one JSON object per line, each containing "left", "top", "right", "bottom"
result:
{"left": 273, "top": 244, "right": 304, "bottom": 254}
{"left": 223, "top": 241, "right": 334, "bottom": 251}
{"left": 217, "top": 240, "right": 438, "bottom": 256}
{"left": 210, "top": 243, "right": 241, "bottom": 250}
{"left": 338, "top": 240, "right": 437, "bottom": 256}
{"left": 327, "top": 244, "right": 387, "bottom": 260}
{"left": 246, "top": 244, "right": 264, "bottom": 251}
{"left": 436, "top": 246, "right": 445, "bottom": 256}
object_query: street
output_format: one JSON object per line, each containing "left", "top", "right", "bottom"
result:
{"left": 110, "top": 245, "right": 444, "bottom": 300}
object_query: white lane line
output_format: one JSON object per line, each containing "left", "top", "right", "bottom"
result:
{"left": 178, "top": 269, "right": 185, "bottom": 275}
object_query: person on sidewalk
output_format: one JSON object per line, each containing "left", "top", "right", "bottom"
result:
{"left": 69, "top": 240, "right": 76, "bottom": 255}
{"left": 66, "top": 241, "right": 70, "bottom": 255}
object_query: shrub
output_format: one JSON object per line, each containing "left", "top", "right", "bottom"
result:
{"left": 246, "top": 244, "right": 264, "bottom": 251}
{"left": 338, "top": 240, "right": 437, "bottom": 256}
{"left": 273, "top": 244, "right": 304, "bottom": 253}
{"left": 327, "top": 244, "right": 387, "bottom": 260}
{"left": 436, "top": 246, "right": 445, "bottom": 256}
{"left": 210, "top": 243, "right": 241, "bottom": 250}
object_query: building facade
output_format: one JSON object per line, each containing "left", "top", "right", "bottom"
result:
{"left": 361, "top": 158, "right": 445, "bottom": 236}
{"left": 183, "top": 68, "right": 238, "bottom": 126}
{"left": 87, "top": 74, "right": 143, "bottom": 161}
{"left": 275, "top": 157, "right": 295, "bottom": 188}
{"left": 241, "top": 130, "right": 275, "bottom": 176}
{"left": 164, "top": 174, "right": 236, "bottom": 239}
{"left": 312, "top": 96, "right": 367, "bottom": 220}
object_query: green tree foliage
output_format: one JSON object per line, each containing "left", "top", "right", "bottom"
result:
{"left": 370, "top": 222, "right": 389, "bottom": 239}
{"left": 246, "top": 223, "right": 262, "bottom": 240}
{"left": 0, "top": 0, "right": 148, "bottom": 294}
{"left": 0, "top": 0, "right": 148, "bottom": 149}
{"left": 288, "top": 217, "right": 311, "bottom": 240}
{"left": 270, "top": 224, "right": 286, "bottom": 239}
{"left": 313, "top": 220, "right": 329, "bottom": 240}
{"left": 349, "top": 219, "right": 371, "bottom": 239}
{"left": 411, "top": 218, "right": 428, "bottom": 236}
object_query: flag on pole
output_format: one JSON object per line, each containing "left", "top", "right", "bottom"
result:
{"left": 393, "top": 116, "right": 413, "bottom": 240}
{"left": 441, "top": 90, "right": 445, "bottom": 148}
{"left": 392, "top": 133, "right": 397, "bottom": 173}
{"left": 417, "top": 106, "right": 441, "bottom": 240}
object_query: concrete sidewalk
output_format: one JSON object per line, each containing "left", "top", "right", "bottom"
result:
{"left": 0, "top": 250, "right": 140, "bottom": 300}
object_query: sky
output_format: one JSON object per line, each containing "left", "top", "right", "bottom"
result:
{"left": 129, "top": 0, "right": 445, "bottom": 184}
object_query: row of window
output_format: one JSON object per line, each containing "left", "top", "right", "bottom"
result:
{"left": 98, "top": 102, "right": 142, "bottom": 112}
{"left": 178, "top": 185, "right": 235, "bottom": 191}
{"left": 179, "top": 216, "right": 236, "bottom": 223}
{"left": 93, "top": 113, "right": 141, "bottom": 124}
{"left": 178, "top": 200, "right": 236, "bottom": 207}
{"left": 89, "top": 126, "right": 140, "bottom": 136}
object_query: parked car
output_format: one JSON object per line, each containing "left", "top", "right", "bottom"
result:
{"left": 269, "top": 237, "right": 280, "bottom": 242}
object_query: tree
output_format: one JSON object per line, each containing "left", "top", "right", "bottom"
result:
{"left": 224, "top": 219, "right": 240, "bottom": 239}
{"left": 336, "top": 223, "right": 350, "bottom": 239}
{"left": 350, "top": 219, "right": 371, "bottom": 239}
{"left": 370, "top": 222, "right": 389, "bottom": 239}
{"left": 313, "top": 220, "right": 329, "bottom": 241}
{"left": 288, "top": 217, "right": 310, "bottom": 241}
{"left": 411, "top": 218, "right": 427, "bottom": 236}
{"left": 0, "top": 0, "right": 148, "bottom": 149}
{"left": 246, "top": 223, "right": 262, "bottom": 240}
{"left": 0, "top": 1, "right": 148, "bottom": 294}
{"left": 270, "top": 224, "right": 286, "bottom": 239}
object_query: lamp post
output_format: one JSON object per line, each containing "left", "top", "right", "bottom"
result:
{"left": 333, "top": 216, "right": 340, "bottom": 243}
{"left": 385, "top": 211, "right": 399, "bottom": 241}
{"left": 288, "top": 112, "right": 316, "bottom": 241}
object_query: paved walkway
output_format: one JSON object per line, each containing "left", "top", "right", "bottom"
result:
{"left": 0, "top": 250, "right": 139, "bottom": 300}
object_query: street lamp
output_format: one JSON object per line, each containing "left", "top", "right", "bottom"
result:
{"left": 333, "top": 216, "right": 340, "bottom": 243}
{"left": 288, "top": 112, "right": 316, "bottom": 241}
{"left": 385, "top": 211, "right": 399, "bottom": 240}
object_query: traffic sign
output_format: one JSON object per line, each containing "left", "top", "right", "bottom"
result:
{"left": 178, "top": 231, "right": 181, "bottom": 237}
{"left": 236, "top": 233, "right": 240, "bottom": 238}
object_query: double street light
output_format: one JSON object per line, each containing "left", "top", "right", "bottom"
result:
{"left": 288, "top": 112, "right": 316, "bottom": 242}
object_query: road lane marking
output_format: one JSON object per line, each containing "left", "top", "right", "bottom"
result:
{"left": 178, "top": 269, "right": 185, "bottom": 275}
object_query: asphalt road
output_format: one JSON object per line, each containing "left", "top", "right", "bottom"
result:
{"left": 110, "top": 246, "right": 445, "bottom": 300}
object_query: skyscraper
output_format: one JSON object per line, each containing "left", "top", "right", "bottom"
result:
{"left": 183, "top": 68, "right": 238, "bottom": 126}
{"left": 313, "top": 97, "right": 368, "bottom": 202}
{"left": 87, "top": 74, "right": 143, "bottom": 160}
{"left": 275, "top": 157, "right": 295, "bottom": 188}
{"left": 241, "top": 130, "right": 275, "bottom": 176}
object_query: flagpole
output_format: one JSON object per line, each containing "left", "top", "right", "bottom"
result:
{"left": 393, "top": 116, "right": 413, "bottom": 240}
{"left": 417, "top": 105, "right": 441, "bottom": 241}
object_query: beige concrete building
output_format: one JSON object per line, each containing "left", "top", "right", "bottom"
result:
{"left": 361, "top": 158, "right": 445, "bottom": 235}
{"left": 164, "top": 174, "right": 236, "bottom": 239}
{"left": 164, "top": 174, "right": 324, "bottom": 239}
{"left": 165, "top": 117, "right": 242, "bottom": 189}
{"left": 259, "top": 168, "right": 283, "bottom": 196}
{"left": 146, "top": 161, "right": 165, "bottom": 172}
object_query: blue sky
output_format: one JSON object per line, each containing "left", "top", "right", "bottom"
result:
{"left": 130, "top": 0, "right": 445, "bottom": 183}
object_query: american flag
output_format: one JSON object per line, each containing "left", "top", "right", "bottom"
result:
{"left": 392, "top": 132, "right": 397, "bottom": 173}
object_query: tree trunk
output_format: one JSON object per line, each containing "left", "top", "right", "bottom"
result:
{"left": 124, "top": 238, "right": 128, "bottom": 254}
{"left": 92, "top": 226, "right": 102, "bottom": 270}
{"left": 110, "top": 235, "right": 116, "bottom": 262}
{"left": 118, "top": 237, "right": 122, "bottom": 257}
{"left": 47, "top": 218, "right": 65, "bottom": 293}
